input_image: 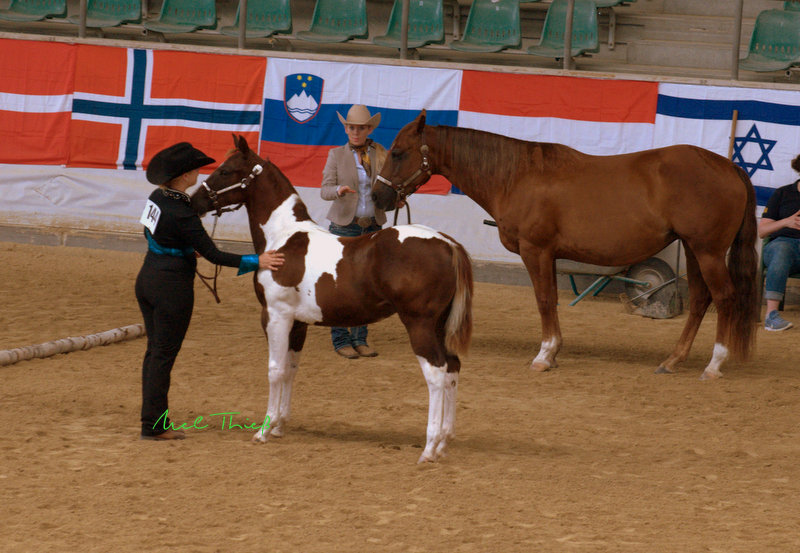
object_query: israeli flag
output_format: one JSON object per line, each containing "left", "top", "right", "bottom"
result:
{"left": 654, "top": 83, "right": 800, "bottom": 207}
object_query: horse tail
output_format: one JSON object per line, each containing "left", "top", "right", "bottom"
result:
{"left": 444, "top": 239, "right": 474, "bottom": 356}
{"left": 727, "top": 166, "right": 759, "bottom": 360}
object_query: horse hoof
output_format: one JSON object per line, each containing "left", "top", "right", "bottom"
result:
{"left": 530, "top": 362, "right": 551, "bottom": 372}
{"left": 251, "top": 432, "right": 268, "bottom": 444}
{"left": 417, "top": 453, "right": 436, "bottom": 464}
{"left": 655, "top": 366, "right": 674, "bottom": 374}
{"left": 699, "top": 370, "right": 723, "bottom": 381}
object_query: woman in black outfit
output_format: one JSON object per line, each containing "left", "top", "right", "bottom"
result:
{"left": 135, "top": 142, "right": 283, "bottom": 441}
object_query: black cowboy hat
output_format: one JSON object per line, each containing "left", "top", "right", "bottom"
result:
{"left": 146, "top": 142, "right": 215, "bottom": 185}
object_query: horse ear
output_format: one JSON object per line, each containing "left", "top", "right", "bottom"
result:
{"left": 416, "top": 109, "right": 427, "bottom": 134}
{"left": 237, "top": 134, "right": 250, "bottom": 155}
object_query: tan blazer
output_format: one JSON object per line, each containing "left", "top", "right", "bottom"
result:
{"left": 320, "top": 141, "right": 388, "bottom": 226}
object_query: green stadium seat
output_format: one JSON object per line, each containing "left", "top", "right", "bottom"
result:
{"left": 295, "top": 0, "right": 368, "bottom": 43}
{"left": 449, "top": 0, "right": 522, "bottom": 53}
{"left": 66, "top": 0, "right": 141, "bottom": 29}
{"left": 143, "top": 0, "right": 217, "bottom": 35}
{"left": 373, "top": 0, "right": 445, "bottom": 49}
{"left": 0, "top": 0, "right": 66, "bottom": 22}
{"left": 219, "top": 0, "right": 292, "bottom": 39}
{"left": 785, "top": 1, "right": 800, "bottom": 11}
{"left": 593, "top": 0, "right": 634, "bottom": 7}
{"left": 593, "top": 0, "right": 635, "bottom": 49}
{"left": 739, "top": 9, "right": 800, "bottom": 72}
{"left": 528, "top": 0, "right": 599, "bottom": 58}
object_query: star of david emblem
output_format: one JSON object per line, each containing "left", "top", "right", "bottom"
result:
{"left": 731, "top": 124, "right": 776, "bottom": 177}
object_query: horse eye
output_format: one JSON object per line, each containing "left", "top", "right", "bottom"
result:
{"left": 391, "top": 151, "right": 405, "bottom": 161}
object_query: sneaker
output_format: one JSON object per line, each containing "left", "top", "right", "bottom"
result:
{"left": 765, "top": 310, "right": 793, "bottom": 331}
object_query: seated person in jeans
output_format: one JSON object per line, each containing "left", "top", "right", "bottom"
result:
{"left": 758, "top": 154, "right": 800, "bottom": 331}
{"left": 320, "top": 104, "right": 388, "bottom": 358}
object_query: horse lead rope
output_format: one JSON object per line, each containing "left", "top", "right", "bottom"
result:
{"left": 392, "top": 201, "right": 412, "bottom": 226}
{"left": 378, "top": 134, "right": 432, "bottom": 227}
{"left": 195, "top": 260, "right": 222, "bottom": 304}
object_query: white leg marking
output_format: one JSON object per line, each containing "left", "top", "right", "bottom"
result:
{"left": 417, "top": 356, "right": 447, "bottom": 463}
{"left": 274, "top": 349, "right": 301, "bottom": 436}
{"left": 700, "top": 343, "right": 728, "bottom": 381}
{"left": 435, "top": 371, "right": 458, "bottom": 458}
{"left": 532, "top": 337, "right": 559, "bottom": 369}
{"left": 253, "top": 316, "right": 293, "bottom": 443}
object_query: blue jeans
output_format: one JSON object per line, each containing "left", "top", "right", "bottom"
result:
{"left": 328, "top": 219, "right": 381, "bottom": 350}
{"left": 762, "top": 236, "right": 800, "bottom": 301}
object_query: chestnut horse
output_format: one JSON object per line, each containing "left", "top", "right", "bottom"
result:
{"left": 191, "top": 136, "right": 473, "bottom": 462}
{"left": 373, "top": 111, "right": 759, "bottom": 380}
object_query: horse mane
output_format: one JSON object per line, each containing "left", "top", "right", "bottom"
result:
{"left": 260, "top": 155, "right": 313, "bottom": 222}
{"left": 435, "top": 126, "right": 580, "bottom": 186}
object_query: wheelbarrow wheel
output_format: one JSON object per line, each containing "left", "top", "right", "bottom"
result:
{"left": 624, "top": 257, "right": 681, "bottom": 318}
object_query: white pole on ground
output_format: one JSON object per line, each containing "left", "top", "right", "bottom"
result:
{"left": 0, "top": 324, "right": 146, "bottom": 367}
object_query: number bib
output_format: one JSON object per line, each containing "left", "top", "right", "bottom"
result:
{"left": 140, "top": 199, "right": 161, "bottom": 234}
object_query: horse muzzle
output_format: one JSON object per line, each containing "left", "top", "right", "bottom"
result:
{"left": 372, "top": 175, "right": 398, "bottom": 210}
{"left": 189, "top": 188, "right": 213, "bottom": 216}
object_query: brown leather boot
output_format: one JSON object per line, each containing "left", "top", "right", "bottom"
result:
{"left": 355, "top": 345, "right": 378, "bottom": 357}
{"left": 335, "top": 346, "right": 359, "bottom": 359}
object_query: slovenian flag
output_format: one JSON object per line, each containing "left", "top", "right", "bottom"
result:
{"left": 68, "top": 45, "right": 265, "bottom": 173}
{"left": 260, "top": 58, "right": 461, "bottom": 194}
{"left": 457, "top": 71, "right": 659, "bottom": 157}
{"left": 0, "top": 39, "right": 75, "bottom": 165}
{"left": 654, "top": 83, "right": 800, "bottom": 207}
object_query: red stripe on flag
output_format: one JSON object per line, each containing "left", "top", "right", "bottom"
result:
{"left": 459, "top": 71, "right": 658, "bottom": 123}
{"left": 150, "top": 51, "right": 265, "bottom": 105}
{"left": 0, "top": 39, "right": 74, "bottom": 164}
{"left": 0, "top": 111, "right": 72, "bottom": 164}
{"left": 259, "top": 141, "right": 452, "bottom": 195}
{"left": 0, "top": 39, "right": 75, "bottom": 95}
{"left": 260, "top": 141, "right": 331, "bottom": 188}
{"left": 74, "top": 44, "right": 128, "bottom": 97}
{"left": 69, "top": 119, "right": 122, "bottom": 169}
{"left": 146, "top": 127, "right": 260, "bottom": 173}
{"left": 419, "top": 176, "right": 452, "bottom": 195}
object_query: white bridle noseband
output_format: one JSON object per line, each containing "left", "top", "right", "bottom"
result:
{"left": 200, "top": 163, "right": 263, "bottom": 216}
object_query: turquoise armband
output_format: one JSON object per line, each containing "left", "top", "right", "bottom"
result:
{"left": 237, "top": 254, "right": 259, "bottom": 275}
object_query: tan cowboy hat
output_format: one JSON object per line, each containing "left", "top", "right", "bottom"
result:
{"left": 337, "top": 104, "right": 381, "bottom": 128}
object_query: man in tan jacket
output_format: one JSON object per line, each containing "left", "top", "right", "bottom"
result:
{"left": 320, "top": 104, "right": 388, "bottom": 359}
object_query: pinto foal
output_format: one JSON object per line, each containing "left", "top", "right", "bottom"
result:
{"left": 191, "top": 136, "right": 473, "bottom": 462}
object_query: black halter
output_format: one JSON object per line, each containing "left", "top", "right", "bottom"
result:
{"left": 375, "top": 134, "right": 432, "bottom": 208}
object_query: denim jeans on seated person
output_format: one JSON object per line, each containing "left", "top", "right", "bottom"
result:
{"left": 328, "top": 220, "right": 381, "bottom": 350}
{"left": 762, "top": 236, "right": 800, "bottom": 302}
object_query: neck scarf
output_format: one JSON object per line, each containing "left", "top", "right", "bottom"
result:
{"left": 350, "top": 139, "right": 373, "bottom": 175}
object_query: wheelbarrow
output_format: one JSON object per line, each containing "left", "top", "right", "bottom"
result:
{"left": 482, "top": 220, "right": 682, "bottom": 314}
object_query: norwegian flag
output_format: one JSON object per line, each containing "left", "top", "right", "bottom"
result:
{"left": 0, "top": 38, "right": 75, "bottom": 165}
{"left": 68, "top": 45, "right": 265, "bottom": 173}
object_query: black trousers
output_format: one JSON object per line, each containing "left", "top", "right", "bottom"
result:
{"left": 135, "top": 262, "right": 194, "bottom": 436}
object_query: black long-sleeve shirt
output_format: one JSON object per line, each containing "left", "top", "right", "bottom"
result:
{"left": 141, "top": 187, "right": 243, "bottom": 274}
